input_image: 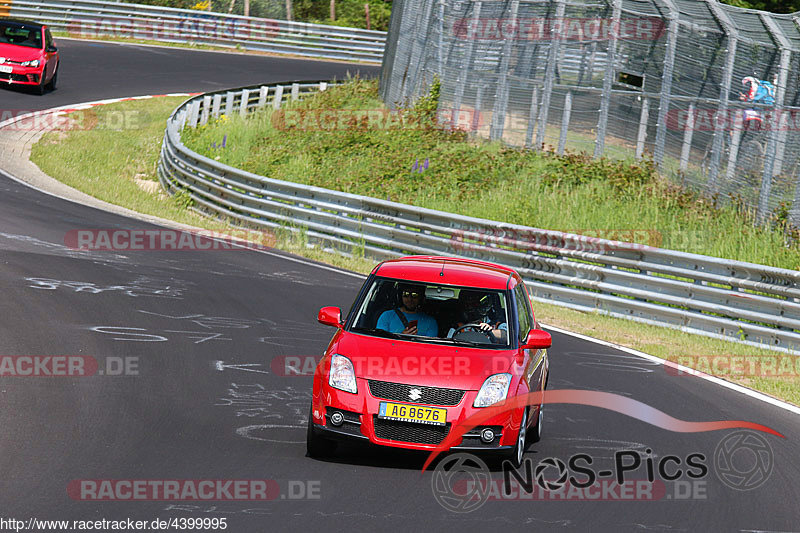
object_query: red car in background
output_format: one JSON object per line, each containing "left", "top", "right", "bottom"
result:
{"left": 308, "top": 256, "right": 552, "bottom": 467}
{"left": 0, "top": 19, "right": 59, "bottom": 95}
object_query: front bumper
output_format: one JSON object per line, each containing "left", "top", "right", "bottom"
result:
{"left": 311, "top": 377, "right": 525, "bottom": 452}
{"left": 0, "top": 65, "right": 44, "bottom": 86}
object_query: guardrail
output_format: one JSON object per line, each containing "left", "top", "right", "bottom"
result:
{"left": 158, "top": 81, "right": 800, "bottom": 354}
{"left": 6, "top": 0, "right": 385, "bottom": 63}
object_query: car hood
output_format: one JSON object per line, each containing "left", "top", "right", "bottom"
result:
{"left": 331, "top": 331, "right": 515, "bottom": 390}
{"left": 0, "top": 43, "right": 41, "bottom": 60}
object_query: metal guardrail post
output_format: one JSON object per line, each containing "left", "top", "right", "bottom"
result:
{"left": 558, "top": 90, "right": 572, "bottom": 155}
{"left": 653, "top": 0, "right": 678, "bottom": 168}
{"left": 594, "top": 0, "right": 621, "bottom": 159}
{"left": 291, "top": 83, "right": 300, "bottom": 101}
{"left": 200, "top": 95, "right": 211, "bottom": 126}
{"left": 187, "top": 101, "right": 200, "bottom": 128}
{"left": 224, "top": 91, "right": 235, "bottom": 117}
{"left": 239, "top": 89, "right": 250, "bottom": 116}
{"left": 211, "top": 94, "right": 222, "bottom": 119}
{"left": 272, "top": 86, "right": 284, "bottom": 109}
{"left": 536, "top": 0, "right": 566, "bottom": 151}
{"left": 257, "top": 86, "right": 268, "bottom": 108}
{"left": 706, "top": 0, "right": 738, "bottom": 193}
{"left": 636, "top": 97, "right": 650, "bottom": 160}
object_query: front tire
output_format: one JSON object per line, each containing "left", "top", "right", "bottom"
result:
{"left": 306, "top": 408, "right": 335, "bottom": 459}
{"left": 529, "top": 404, "right": 543, "bottom": 444}
{"left": 46, "top": 66, "right": 57, "bottom": 91}
{"left": 505, "top": 408, "right": 528, "bottom": 468}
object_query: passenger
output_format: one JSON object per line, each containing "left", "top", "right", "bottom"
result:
{"left": 376, "top": 283, "right": 438, "bottom": 337}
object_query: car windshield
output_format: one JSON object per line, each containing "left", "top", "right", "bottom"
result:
{"left": 0, "top": 23, "right": 42, "bottom": 49}
{"left": 349, "top": 277, "right": 511, "bottom": 348}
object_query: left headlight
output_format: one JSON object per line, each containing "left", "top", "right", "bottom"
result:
{"left": 21, "top": 60, "right": 40, "bottom": 67}
{"left": 329, "top": 354, "right": 357, "bottom": 394}
{"left": 474, "top": 373, "right": 512, "bottom": 407}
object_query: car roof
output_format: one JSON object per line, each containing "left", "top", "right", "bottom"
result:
{"left": 0, "top": 19, "right": 46, "bottom": 30}
{"left": 373, "top": 256, "right": 516, "bottom": 290}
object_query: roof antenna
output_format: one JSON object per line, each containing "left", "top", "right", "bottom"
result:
{"left": 440, "top": 260, "right": 445, "bottom": 277}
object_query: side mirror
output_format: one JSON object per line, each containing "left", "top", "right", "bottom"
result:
{"left": 522, "top": 329, "right": 551, "bottom": 349}
{"left": 47, "top": 46, "right": 58, "bottom": 53}
{"left": 318, "top": 306, "right": 342, "bottom": 328}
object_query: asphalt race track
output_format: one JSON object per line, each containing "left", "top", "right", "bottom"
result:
{"left": 1, "top": 40, "right": 799, "bottom": 532}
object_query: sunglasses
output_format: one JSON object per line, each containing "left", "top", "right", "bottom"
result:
{"left": 402, "top": 291, "right": 421, "bottom": 298}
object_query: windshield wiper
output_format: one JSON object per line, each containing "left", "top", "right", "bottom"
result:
{"left": 449, "top": 338, "right": 486, "bottom": 347}
{"left": 350, "top": 327, "right": 402, "bottom": 339}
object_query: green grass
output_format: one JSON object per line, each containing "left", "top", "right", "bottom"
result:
{"left": 182, "top": 78, "right": 800, "bottom": 270}
{"left": 29, "top": 87, "right": 800, "bottom": 407}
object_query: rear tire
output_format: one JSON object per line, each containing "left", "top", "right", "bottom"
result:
{"left": 306, "top": 408, "right": 335, "bottom": 459}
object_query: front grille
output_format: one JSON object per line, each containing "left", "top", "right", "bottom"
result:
{"left": 373, "top": 417, "right": 450, "bottom": 445}
{"left": 0, "top": 72, "right": 30, "bottom": 82}
{"left": 368, "top": 380, "right": 465, "bottom": 406}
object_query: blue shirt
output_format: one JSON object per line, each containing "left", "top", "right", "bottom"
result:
{"left": 376, "top": 309, "right": 438, "bottom": 337}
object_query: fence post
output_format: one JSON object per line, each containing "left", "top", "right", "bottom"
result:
{"left": 680, "top": 102, "right": 695, "bottom": 171}
{"left": 525, "top": 86, "right": 539, "bottom": 149}
{"left": 188, "top": 100, "right": 200, "bottom": 128}
{"left": 558, "top": 90, "right": 572, "bottom": 155}
{"left": 759, "top": 15, "right": 793, "bottom": 223}
{"left": 291, "top": 83, "right": 300, "bottom": 101}
{"left": 258, "top": 86, "right": 269, "bottom": 108}
{"left": 594, "top": 0, "right": 621, "bottom": 159}
{"left": 536, "top": 0, "right": 566, "bottom": 150}
{"left": 706, "top": 0, "right": 738, "bottom": 193}
{"left": 471, "top": 84, "right": 484, "bottom": 137}
{"left": 636, "top": 97, "right": 650, "bottom": 160}
{"left": 653, "top": 0, "right": 678, "bottom": 168}
{"left": 451, "top": 1, "right": 482, "bottom": 128}
{"left": 490, "top": 0, "right": 520, "bottom": 141}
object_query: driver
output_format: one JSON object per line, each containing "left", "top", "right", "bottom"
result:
{"left": 376, "top": 283, "right": 438, "bottom": 337}
{"left": 447, "top": 290, "right": 507, "bottom": 341}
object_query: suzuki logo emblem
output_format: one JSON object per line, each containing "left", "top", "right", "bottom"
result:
{"left": 408, "top": 388, "right": 422, "bottom": 401}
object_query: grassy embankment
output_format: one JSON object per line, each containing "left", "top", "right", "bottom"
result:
{"left": 31, "top": 80, "right": 800, "bottom": 405}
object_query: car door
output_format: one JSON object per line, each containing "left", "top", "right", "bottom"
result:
{"left": 513, "top": 282, "right": 543, "bottom": 419}
{"left": 42, "top": 28, "right": 56, "bottom": 81}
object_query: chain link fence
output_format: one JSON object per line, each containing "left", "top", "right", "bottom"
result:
{"left": 380, "top": 0, "right": 800, "bottom": 227}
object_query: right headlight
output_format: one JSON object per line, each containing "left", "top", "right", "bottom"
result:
{"left": 473, "top": 373, "right": 512, "bottom": 407}
{"left": 328, "top": 354, "right": 357, "bottom": 394}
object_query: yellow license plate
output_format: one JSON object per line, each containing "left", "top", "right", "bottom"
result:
{"left": 378, "top": 402, "right": 446, "bottom": 426}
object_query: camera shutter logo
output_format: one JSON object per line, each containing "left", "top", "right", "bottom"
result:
{"left": 431, "top": 453, "right": 491, "bottom": 513}
{"left": 714, "top": 430, "right": 774, "bottom": 491}
{"left": 534, "top": 457, "right": 569, "bottom": 491}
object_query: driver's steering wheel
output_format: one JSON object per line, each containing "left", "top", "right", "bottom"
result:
{"left": 453, "top": 322, "right": 494, "bottom": 340}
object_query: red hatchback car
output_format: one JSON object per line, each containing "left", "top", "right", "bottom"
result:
{"left": 308, "top": 256, "right": 551, "bottom": 466}
{"left": 0, "top": 19, "right": 59, "bottom": 94}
